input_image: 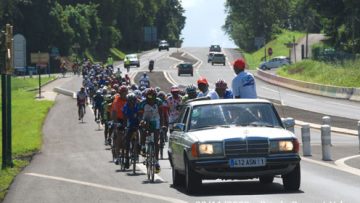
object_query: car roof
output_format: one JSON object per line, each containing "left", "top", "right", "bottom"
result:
{"left": 186, "top": 99, "right": 273, "bottom": 107}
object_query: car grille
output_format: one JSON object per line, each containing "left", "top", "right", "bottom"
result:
{"left": 225, "top": 138, "right": 269, "bottom": 157}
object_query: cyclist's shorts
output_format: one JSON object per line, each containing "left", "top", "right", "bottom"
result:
{"left": 149, "top": 120, "right": 160, "bottom": 131}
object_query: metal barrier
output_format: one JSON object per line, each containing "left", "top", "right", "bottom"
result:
{"left": 301, "top": 123, "right": 311, "bottom": 156}
{"left": 321, "top": 125, "right": 332, "bottom": 161}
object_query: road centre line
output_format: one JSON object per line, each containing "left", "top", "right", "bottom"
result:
{"left": 163, "top": 71, "right": 177, "bottom": 86}
{"left": 302, "top": 156, "right": 360, "bottom": 177}
{"left": 24, "top": 173, "right": 186, "bottom": 203}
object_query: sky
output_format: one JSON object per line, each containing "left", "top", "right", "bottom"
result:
{"left": 180, "top": 0, "right": 237, "bottom": 48}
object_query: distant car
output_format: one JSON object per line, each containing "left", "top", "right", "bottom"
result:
{"left": 209, "top": 45, "right": 221, "bottom": 52}
{"left": 207, "top": 52, "right": 216, "bottom": 63}
{"left": 168, "top": 99, "right": 301, "bottom": 194}
{"left": 177, "top": 62, "right": 193, "bottom": 76}
{"left": 259, "top": 56, "right": 291, "bottom": 70}
{"left": 211, "top": 53, "right": 226, "bottom": 66}
{"left": 159, "top": 40, "right": 169, "bottom": 51}
{"left": 124, "top": 54, "right": 140, "bottom": 68}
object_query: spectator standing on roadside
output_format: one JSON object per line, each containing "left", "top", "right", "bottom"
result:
{"left": 231, "top": 58, "right": 257, "bottom": 99}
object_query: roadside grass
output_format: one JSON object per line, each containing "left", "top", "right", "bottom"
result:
{"left": 277, "top": 59, "right": 360, "bottom": 87}
{"left": 243, "top": 30, "right": 305, "bottom": 69}
{"left": 0, "top": 77, "right": 55, "bottom": 200}
{"left": 110, "top": 48, "right": 126, "bottom": 60}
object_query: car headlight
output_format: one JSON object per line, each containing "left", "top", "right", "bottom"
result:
{"left": 198, "top": 143, "right": 223, "bottom": 156}
{"left": 270, "top": 140, "right": 298, "bottom": 153}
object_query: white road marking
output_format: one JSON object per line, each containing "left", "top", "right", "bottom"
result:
{"left": 334, "top": 155, "right": 360, "bottom": 175}
{"left": 184, "top": 50, "right": 203, "bottom": 68}
{"left": 261, "top": 86, "right": 279, "bottom": 93}
{"left": 327, "top": 101, "right": 360, "bottom": 109}
{"left": 25, "top": 173, "right": 186, "bottom": 203}
{"left": 163, "top": 71, "right": 177, "bottom": 86}
{"left": 302, "top": 156, "right": 360, "bottom": 177}
{"left": 136, "top": 163, "right": 165, "bottom": 183}
{"left": 286, "top": 93, "right": 304, "bottom": 99}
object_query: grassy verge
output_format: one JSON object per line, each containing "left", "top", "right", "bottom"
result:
{"left": 277, "top": 59, "right": 360, "bottom": 87}
{"left": 0, "top": 77, "right": 55, "bottom": 200}
{"left": 110, "top": 48, "right": 126, "bottom": 60}
{"left": 243, "top": 30, "right": 305, "bottom": 69}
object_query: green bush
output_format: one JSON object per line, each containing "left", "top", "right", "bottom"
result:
{"left": 110, "top": 48, "right": 126, "bottom": 61}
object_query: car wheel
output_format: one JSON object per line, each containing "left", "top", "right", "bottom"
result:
{"left": 259, "top": 176, "right": 274, "bottom": 184}
{"left": 178, "top": 72, "right": 180, "bottom": 76}
{"left": 223, "top": 62, "right": 226, "bottom": 66}
{"left": 282, "top": 163, "right": 301, "bottom": 191}
{"left": 261, "top": 65, "right": 267, "bottom": 70}
{"left": 137, "top": 64, "right": 140, "bottom": 67}
{"left": 172, "top": 166, "right": 184, "bottom": 187}
{"left": 191, "top": 73, "right": 193, "bottom": 76}
{"left": 211, "top": 62, "right": 214, "bottom": 66}
{"left": 167, "top": 48, "right": 169, "bottom": 51}
{"left": 159, "top": 49, "right": 161, "bottom": 51}
{"left": 185, "top": 158, "right": 201, "bottom": 194}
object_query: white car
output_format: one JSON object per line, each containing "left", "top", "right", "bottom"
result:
{"left": 124, "top": 54, "right": 140, "bottom": 68}
{"left": 259, "top": 56, "right": 291, "bottom": 70}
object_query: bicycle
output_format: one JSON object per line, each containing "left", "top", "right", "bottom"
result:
{"left": 113, "top": 122, "right": 126, "bottom": 170}
{"left": 128, "top": 128, "right": 139, "bottom": 174}
{"left": 79, "top": 104, "right": 85, "bottom": 123}
{"left": 145, "top": 131, "right": 156, "bottom": 182}
{"left": 159, "top": 126, "right": 167, "bottom": 160}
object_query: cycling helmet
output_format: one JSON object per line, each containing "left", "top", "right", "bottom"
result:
{"left": 110, "top": 89, "right": 116, "bottom": 95}
{"left": 185, "top": 84, "right": 197, "bottom": 94}
{"left": 131, "top": 84, "right": 138, "bottom": 91}
{"left": 233, "top": 58, "right": 246, "bottom": 70}
{"left": 197, "top": 77, "right": 208, "bottom": 85}
{"left": 170, "top": 85, "right": 180, "bottom": 93}
{"left": 80, "top": 87, "right": 85, "bottom": 91}
{"left": 155, "top": 86, "right": 161, "bottom": 93}
{"left": 126, "top": 93, "right": 137, "bottom": 103}
{"left": 157, "top": 91, "right": 166, "bottom": 100}
{"left": 139, "top": 86, "right": 146, "bottom": 92}
{"left": 119, "top": 85, "right": 128, "bottom": 94}
{"left": 134, "top": 90, "right": 142, "bottom": 98}
{"left": 145, "top": 88, "right": 157, "bottom": 99}
{"left": 215, "top": 79, "right": 227, "bottom": 89}
{"left": 96, "top": 89, "right": 102, "bottom": 94}
{"left": 102, "top": 89, "right": 108, "bottom": 95}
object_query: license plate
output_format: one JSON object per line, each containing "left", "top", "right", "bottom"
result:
{"left": 229, "top": 158, "right": 266, "bottom": 168}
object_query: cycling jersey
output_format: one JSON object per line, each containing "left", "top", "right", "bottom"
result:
{"left": 77, "top": 91, "right": 87, "bottom": 105}
{"left": 139, "top": 99, "right": 162, "bottom": 130}
{"left": 166, "top": 96, "right": 182, "bottom": 124}
{"left": 139, "top": 77, "right": 150, "bottom": 88}
{"left": 197, "top": 89, "right": 218, "bottom": 100}
{"left": 111, "top": 94, "right": 127, "bottom": 120}
{"left": 123, "top": 103, "right": 140, "bottom": 128}
{"left": 93, "top": 94, "right": 104, "bottom": 108}
{"left": 231, "top": 71, "right": 257, "bottom": 98}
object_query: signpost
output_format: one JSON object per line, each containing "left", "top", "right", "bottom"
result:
{"left": 2, "top": 24, "right": 14, "bottom": 169}
{"left": 268, "top": 47, "right": 273, "bottom": 56}
{"left": 31, "top": 52, "right": 49, "bottom": 98}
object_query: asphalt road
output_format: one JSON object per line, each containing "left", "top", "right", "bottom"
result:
{"left": 4, "top": 48, "right": 360, "bottom": 203}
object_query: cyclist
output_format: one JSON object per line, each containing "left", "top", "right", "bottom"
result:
{"left": 139, "top": 72, "right": 150, "bottom": 89}
{"left": 111, "top": 85, "right": 128, "bottom": 165}
{"left": 158, "top": 91, "right": 170, "bottom": 145}
{"left": 182, "top": 84, "right": 198, "bottom": 103}
{"left": 93, "top": 90, "right": 104, "bottom": 121}
{"left": 139, "top": 88, "right": 163, "bottom": 173}
{"left": 197, "top": 77, "right": 218, "bottom": 99}
{"left": 76, "top": 87, "right": 88, "bottom": 120}
{"left": 166, "top": 86, "right": 182, "bottom": 133}
{"left": 102, "top": 92, "right": 113, "bottom": 145}
{"left": 215, "top": 79, "right": 233, "bottom": 99}
{"left": 122, "top": 93, "right": 141, "bottom": 169}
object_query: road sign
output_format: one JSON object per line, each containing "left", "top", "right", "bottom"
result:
{"left": 31, "top": 52, "right": 49, "bottom": 64}
{"left": 268, "top": 47, "right": 273, "bottom": 56}
{"left": 13, "top": 34, "right": 26, "bottom": 69}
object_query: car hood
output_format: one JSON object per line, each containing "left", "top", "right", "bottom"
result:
{"left": 188, "top": 126, "right": 294, "bottom": 142}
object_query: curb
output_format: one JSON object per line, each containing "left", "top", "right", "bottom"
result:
{"left": 26, "top": 76, "right": 59, "bottom": 92}
{"left": 256, "top": 69, "right": 360, "bottom": 102}
{"left": 53, "top": 87, "right": 76, "bottom": 99}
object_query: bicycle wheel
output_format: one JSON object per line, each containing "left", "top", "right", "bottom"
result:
{"left": 150, "top": 143, "right": 155, "bottom": 182}
{"left": 159, "top": 132, "right": 164, "bottom": 160}
{"left": 120, "top": 148, "right": 125, "bottom": 171}
{"left": 132, "top": 137, "right": 137, "bottom": 174}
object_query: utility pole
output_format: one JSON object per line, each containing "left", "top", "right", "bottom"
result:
{"left": 2, "top": 24, "right": 14, "bottom": 169}
{"left": 352, "top": 8, "right": 356, "bottom": 57}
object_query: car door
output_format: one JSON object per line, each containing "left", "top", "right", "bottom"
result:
{"left": 170, "top": 106, "right": 190, "bottom": 170}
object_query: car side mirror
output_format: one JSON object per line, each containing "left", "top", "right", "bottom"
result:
{"left": 282, "top": 117, "right": 295, "bottom": 130}
{"left": 173, "top": 123, "right": 185, "bottom": 132}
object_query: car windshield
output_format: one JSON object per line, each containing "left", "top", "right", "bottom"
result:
{"left": 189, "top": 103, "right": 282, "bottom": 130}
{"left": 179, "top": 64, "right": 192, "bottom": 68}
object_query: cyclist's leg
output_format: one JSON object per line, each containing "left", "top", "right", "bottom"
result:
{"left": 154, "top": 130, "right": 160, "bottom": 160}
{"left": 113, "top": 127, "right": 120, "bottom": 164}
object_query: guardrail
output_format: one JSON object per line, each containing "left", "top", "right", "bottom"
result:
{"left": 256, "top": 69, "right": 360, "bottom": 102}
{"left": 53, "top": 87, "right": 76, "bottom": 99}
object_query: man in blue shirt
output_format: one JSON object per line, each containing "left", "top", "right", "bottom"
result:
{"left": 231, "top": 58, "right": 257, "bottom": 99}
